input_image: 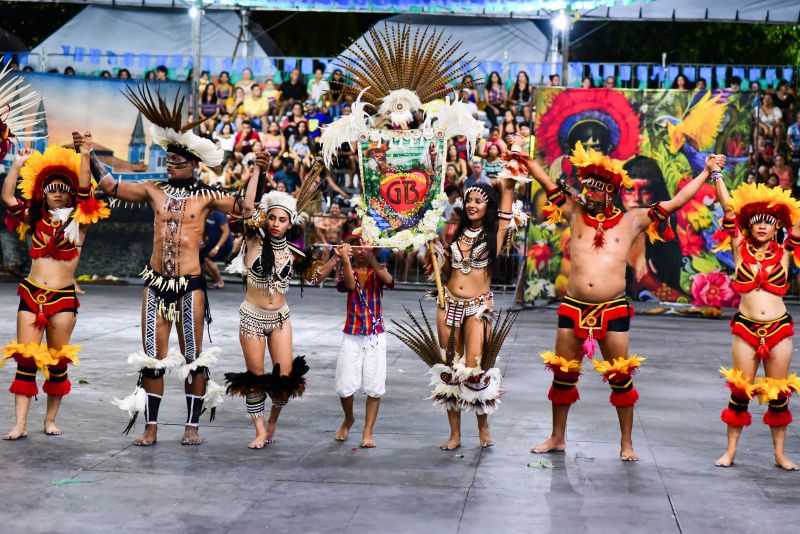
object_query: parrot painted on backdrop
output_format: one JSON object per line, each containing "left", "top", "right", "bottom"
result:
{"left": 656, "top": 91, "right": 748, "bottom": 174}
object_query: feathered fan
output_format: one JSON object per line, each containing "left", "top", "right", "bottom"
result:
{"left": 480, "top": 310, "right": 518, "bottom": 371}
{"left": 391, "top": 302, "right": 457, "bottom": 368}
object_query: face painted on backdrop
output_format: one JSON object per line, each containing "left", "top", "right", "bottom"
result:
{"left": 464, "top": 189, "right": 488, "bottom": 224}
{"left": 620, "top": 179, "right": 655, "bottom": 210}
{"left": 267, "top": 208, "right": 292, "bottom": 239}
{"left": 43, "top": 178, "right": 72, "bottom": 210}
{"left": 749, "top": 214, "right": 778, "bottom": 243}
{"left": 166, "top": 153, "right": 196, "bottom": 180}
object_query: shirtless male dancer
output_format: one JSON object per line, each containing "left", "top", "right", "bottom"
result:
{"left": 515, "top": 134, "right": 724, "bottom": 460}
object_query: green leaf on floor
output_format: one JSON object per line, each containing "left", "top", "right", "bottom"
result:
{"left": 78, "top": 380, "right": 89, "bottom": 384}
{"left": 527, "top": 459, "right": 553, "bottom": 469}
{"left": 52, "top": 479, "right": 97, "bottom": 486}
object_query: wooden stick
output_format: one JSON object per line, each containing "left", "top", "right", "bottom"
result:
{"left": 429, "top": 242, "right": 445, "bottom": 309}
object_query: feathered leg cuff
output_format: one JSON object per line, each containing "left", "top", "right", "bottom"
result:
{"left": 541, "top": 352, "right": 582, "bottom": 406}
{"left": 42, "top": 364, "right": 71, "bottom": 397}
{"left": 267, "top": 356, "right": 310, "bottom": 406}
{"left": 764, "top": 397, "right": 793, "bottom": 427}
{"left": 9, "top": 364, "right": 38, "bottom": 397}
{"left": 427, "top": 363, "right": 461, "bottom": 411}
{"left": 453, "top": 362, "right": 503, "bottom": 415}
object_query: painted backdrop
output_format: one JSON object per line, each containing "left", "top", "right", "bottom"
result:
{"left": 525, "top": 88, "right": 753, "bottom": 306}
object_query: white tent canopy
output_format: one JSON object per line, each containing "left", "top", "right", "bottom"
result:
{"left": 30, "top": 6, "right": 276, "bottom": 77}
{"left": 11, "top": 0, "right": 800, "bottom": 24}
{"left": 339, "top": 15, "right": 550, "bottom": 66}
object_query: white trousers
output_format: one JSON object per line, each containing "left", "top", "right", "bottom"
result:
{"left": 335, "top": 333, "right": 387, "bottom": 398}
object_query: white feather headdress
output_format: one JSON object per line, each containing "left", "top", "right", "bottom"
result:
{"left": 319, "top": 88, "right": 371, "bottom": 166}
{"left": 123, "top": 83, "right": 223, "bottom": 167}
{"left": 425, "top": 96, "right": 485, "bottom": 159}
{"left": 0, "top": 61, "right": 45, "bottom": 160}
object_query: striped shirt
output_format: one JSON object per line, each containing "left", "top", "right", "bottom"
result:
{"left": 337, "top": 266, "right": 393, "bottom": 335}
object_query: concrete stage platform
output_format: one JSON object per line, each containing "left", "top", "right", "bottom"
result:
{"left": 1, "top": 282, "right": 799, "bottom": 533}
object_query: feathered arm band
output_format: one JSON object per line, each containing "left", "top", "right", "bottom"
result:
{"left": 711, "top": 217, "right": 737, "bottom": 252}
{"left": 497, "top": 145, "right": 532, "bottom": 183}
{"left": 645, "top": 202, "right": 675, "bottom": 244}
{"left": 542, "top": 187, "right": 566, "bottom": 225}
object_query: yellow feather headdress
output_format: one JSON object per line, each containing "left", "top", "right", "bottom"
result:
{"left": 18, "top": 145, "right": 81, "bottom": 203}
{"left": 569, "top": 140, "right": 632, "bottom": 192}
{"left": 728, "top": 182, "right": 800, "bottom": 231}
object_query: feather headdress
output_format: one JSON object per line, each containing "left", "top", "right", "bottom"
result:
{"left": 0, "top": 61, "right": 44, "bottom": 160}
{"left": 123, "top": 82, "right": 223, "bottom": 167}
{"left": 569, "top": 140, "right": 632, "bottom": 192}
{"left": 320, "top": 23, "right": 478, "bottom": 166}
{"left": 256, "top": 157, "right": 324, "bottom": 226}
{"left": 19, "top": 145, "right": 81, "bottom": 202}
{"left": 728, "top": 182, "right": 800, "bottom": 231}
{"left": 424, "top": 96, "right": 485, "bottom": 159}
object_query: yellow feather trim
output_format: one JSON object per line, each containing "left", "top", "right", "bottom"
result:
{"left": 729, "top": 182, "right": 800, "bottom": 229}
{"left": 48, "top": 344, "right": 82, "bottom": 367}
{"left": 72, "top": 198, "right": 111, "bottom": 225}
{"left": 542, "top": 204, "right": 565, "bottom": 225}
{"left": 719, "top": 367, "right": 757, "bottom": 399}
{"left": 0, "top": 341, "right": 59, "bottom": 378}
{"left": 591, "top": 354, "right": 646, "bottom": 380}
{"left": 645, "top": 221, "right": 664, "bottom": 244}
{"left": 754, "top": 374, "right": 800, "bottom": 404}
{"left": 540, "top": 351, "right": 582, "bottom": 373}
{"left": 569, "top": 140, "right": 632, "bottom": 189}
{"left": 18, "top": 146, "right": 81, "bottom": 201}
{"left": 15, "top": 221, "right": 30, "bottom": 241}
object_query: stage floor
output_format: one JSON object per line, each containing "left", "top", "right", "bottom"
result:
{"left": 1, "top": 282, "right": 798, "bottom": 533}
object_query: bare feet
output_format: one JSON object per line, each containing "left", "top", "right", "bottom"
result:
{"left": 248, "top": 434, "right": 269, "bottom": 449}
{"left": 620, "top": 440, "right": 638, "bottom": 461}
{"left": 132, "top": 424, "right": 158, "bottom": 447}
{"left": 181, "top": 426, "right": 202, "bottom": 446}
{"left": 714, "top": 451, "right": 736, "bottom": 468}
{"left": 440, "top": 434, "right": 461, "bottom": 451}
{"left": 335, "top": 416, "right": 354, "bottom": 441}
{"left": 264, "top": 420, "right": 277, "bottom": 445}
{"left": 3, "top": 425, "right": 27, "bottom": 440}
{"left": 531, "top": 436, "right": 566, "bottom": 454}
{"left": 360, "top": 432, "right": 376, "bottom": 448}
{"left": 479, "top": 427, "right": 495, "bottom": 448}
{"left": 775, "top": 454, "right": 800, "bottom": 471}
{"left": 44, "top": 420, "right": 62, "bottom": 436}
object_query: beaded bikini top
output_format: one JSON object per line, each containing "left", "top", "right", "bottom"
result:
{"left": 450, "top": 226, "right": 490, "bottom": 274}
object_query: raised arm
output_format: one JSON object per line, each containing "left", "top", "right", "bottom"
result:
{"left": 213, "top": 152, "right": 270, "bottom": 216}
{"left": 506, "top": 134, "right": 578, "bottom": 221}
{"left": 79, "top": 132, "right": 93, "bottom": 189}
{"left": 73, "top": 131, "right": 151, "bottom": 204}
{"left": 495, "top": 178, "right": 515, "bottom": 256}
{"left": 2, "top": 148, "right": 30, "bottom": 208}
{"left": 657, "top": 155, "right": 717, "bottom": 215}
{"left": 336, "top": 243, "right": 356, "bottom": 291}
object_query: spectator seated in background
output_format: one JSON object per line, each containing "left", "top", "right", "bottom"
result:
{"left": 787, "top": 111, "right": 800, "bottom": 168}
{"left": 304, "top": 100, "right": 330, "bottom": 140}
{"left": 774, "top": 80, "right": 795, "bottom": 128}
{"left": 234, "top": 119, "right": 261, "bottom": 155}
{"left": 549, "top": 74, "right": 561, "bottom": 87}
{"left": 308, "top": 68, "right": 330, "bottom": 107}
{"left": 213, "top": 122, "right": 236, "bottom": 154}
{"left": 216, "top": 70, "right": 233, "bottom": 101}
{"left": 313, "top": 202, "right": 347, "bottom": 261}
{"left": 278, "top": 68, "right": 308, "bottom": 117}
{"left": 243, "top": 83, "right": 270, "bottom": 132}
{"left": 464, "top": 158, "right": 491, "bottom": 188}
{"left": 263, "top": 79, "right": 280, "bottom": 119}
{"left": 479, "top": 127, "right": 508, "bottom": 157}
{"left": 483, "top": 71, "right": 507, "bottom": 127}
{"left": 274, "top": 155, "right": 302, "bottom": 195}
{"left": 757, "top": 92, "right": 783, "bottom": 147}
{"left": 281, "top": 102, "right": 307, "bottom": 141}
{"left": 263, "top": 121, "right": 286, "bottom": 158}
{"left": 234, "top": 67, "right": 254, "bottom": 96}
{"left": 197, "top": 83, "right": 220, "bottom": 119}
{"left": 215, "top": 111, "right": 237, "bottom": 134}
{"left": 483, "top": 143, "right": 504, "bottom": 180}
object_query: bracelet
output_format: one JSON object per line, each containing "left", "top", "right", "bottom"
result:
{"left": 497, "top": 211, "right": 512, "bottom": 221}
{"left": 709, "top": 170, "right": 723, "bottom": 182}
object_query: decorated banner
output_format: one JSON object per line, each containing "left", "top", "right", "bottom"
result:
{"left": 357, "top": 130, "right": 447, "bottom": 250}
{"left": 526, "top": 88, "right": 753, "bottom": 305}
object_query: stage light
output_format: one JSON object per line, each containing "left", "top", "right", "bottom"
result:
{"left": 553, "top": 12, "right": 568, "bottom": 30}
{"left": 189, "top": 6, "right": 199, "bottom": 18}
